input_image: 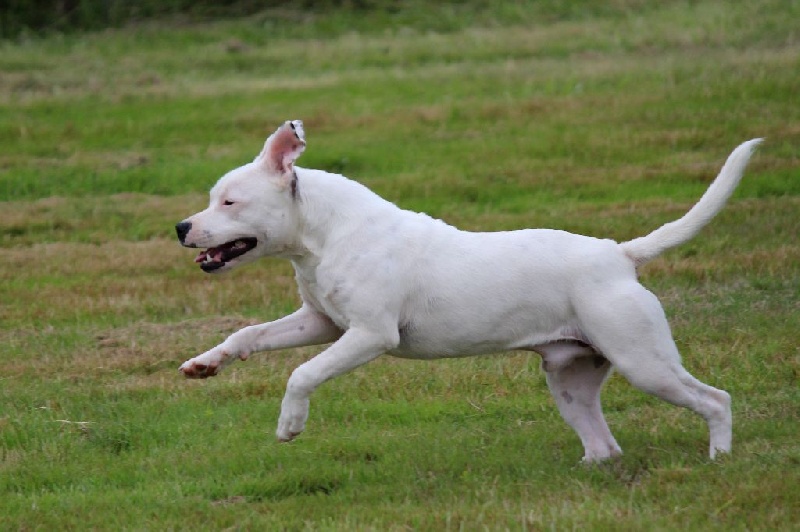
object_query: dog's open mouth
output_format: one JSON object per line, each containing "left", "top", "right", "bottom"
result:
{"left": 194, "top": 237, "right": 258, "bottom": 272}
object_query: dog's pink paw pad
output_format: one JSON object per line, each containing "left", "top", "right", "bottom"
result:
{"left": 180, "top": 360, "right": 220, "bottom": 379}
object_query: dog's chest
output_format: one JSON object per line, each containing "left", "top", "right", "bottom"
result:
{"left": 293, "top": 271, "right": 352, "bottom": 329}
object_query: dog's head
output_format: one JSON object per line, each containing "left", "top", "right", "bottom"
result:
{"left": 175, "top": 120, "right": 306, "bottom": 273}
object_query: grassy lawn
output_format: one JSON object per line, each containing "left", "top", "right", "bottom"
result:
{"left": 1, "top": 0, "right": 798, "bottom": 528}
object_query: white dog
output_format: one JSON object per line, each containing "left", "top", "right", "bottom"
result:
{"left": 176, "top": 120, "right": 760, "bottom": 461}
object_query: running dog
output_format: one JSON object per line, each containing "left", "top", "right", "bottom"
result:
{"left": 176, "top": 120, "right": 760, "bottom": 461}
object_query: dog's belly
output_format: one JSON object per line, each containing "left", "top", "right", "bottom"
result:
{"left": 388, "top": 337, "right": 511, "bottom": 359}
{"left": 389, "top": 311, "right": 576, "bottom": 360}
{"left": 388, "top": 327, "right": 592, "bottom": 360}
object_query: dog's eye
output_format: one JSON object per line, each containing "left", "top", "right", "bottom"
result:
{"left": 223, "top": 200, "right": 235, "bottom": 206}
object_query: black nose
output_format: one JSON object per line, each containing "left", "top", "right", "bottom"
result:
{"left": 175, "top": 221, "right": 192, "bottom": 243}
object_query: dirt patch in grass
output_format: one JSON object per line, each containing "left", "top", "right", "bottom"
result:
{"left": 0, "top": 193, "right": 207, "bottom": 246}
{"left": 3, "top": 316, "right": 259, "bottom": 379}
{"left": 94, "top": 315, "right": 261, "bottom": 369}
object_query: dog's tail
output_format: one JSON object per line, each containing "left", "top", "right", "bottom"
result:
{"left": 619, "top": 138, "right": 763, "bottom": 267}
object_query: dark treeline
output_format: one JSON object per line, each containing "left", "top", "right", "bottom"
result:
{"left": 0, "top": 0, "right": 389, "bottom": 38}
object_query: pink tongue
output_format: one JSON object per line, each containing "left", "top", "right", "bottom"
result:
{"left": 194, "top": 248, "right": 224, "bottom": 263}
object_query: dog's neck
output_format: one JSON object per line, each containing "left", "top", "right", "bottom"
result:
{"left": 290, "top": 167, "right": 398, "bottom": 263}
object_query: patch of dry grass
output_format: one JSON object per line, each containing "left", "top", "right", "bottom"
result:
{"left": 0, "top": 193, "right": 205, "bottom": 245}
{"left": 2, "top": 3, "right": 796, "bottom": 107}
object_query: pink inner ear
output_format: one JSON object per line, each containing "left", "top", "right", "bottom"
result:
{"left": 267, "top": 124, "right": 305, "bottom": 175}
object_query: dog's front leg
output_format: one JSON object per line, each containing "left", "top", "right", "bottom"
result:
{"left": 277, "top": 326, "right": 398, "bottom": 442}
{"left": 180, "top": 305, "right": 342, "bottom": 379}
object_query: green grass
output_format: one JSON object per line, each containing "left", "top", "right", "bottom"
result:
{"left": 1, "top": 0, "right": 799, "bottom": 528}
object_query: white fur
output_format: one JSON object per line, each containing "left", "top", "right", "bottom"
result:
{"left": 177, "top": 121, "right": 761, "bottom": 461}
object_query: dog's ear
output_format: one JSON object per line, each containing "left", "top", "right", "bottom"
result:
{"left": 258, "top": 120, "right": 306, "bottom": 183}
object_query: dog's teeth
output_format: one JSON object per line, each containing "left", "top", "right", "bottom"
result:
{"left": 234, "top": 240, "right": 246, "bottom": 249}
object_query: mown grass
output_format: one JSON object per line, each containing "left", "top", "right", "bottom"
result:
{"left": 1, "top": 0, "right": 799, "bottom": 529}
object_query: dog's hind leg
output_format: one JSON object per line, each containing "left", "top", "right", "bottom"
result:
{"left": 540, "top": 346, "right": 622, "bottom": 462}
{"left": 577, "top": 283, "right": 732, "bottom": 459}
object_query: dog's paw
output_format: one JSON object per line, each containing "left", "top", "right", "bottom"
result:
{"left": 179, "top": 340, "right": 252, "bottom": 379}
{"left": 276, "top": 396, "right": 309, "bottom": 442}
{"left": 179, "top": 357, "right": 222, "bottom": 379}
{"left": 179, "top": 346, "right": 233, "bottom": 379}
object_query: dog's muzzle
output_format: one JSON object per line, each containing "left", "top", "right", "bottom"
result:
{"left": 175, "top": 220, "right": 258, "bottom": 272}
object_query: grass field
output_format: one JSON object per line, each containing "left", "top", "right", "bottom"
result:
{"left": 1, "top": 0, "right": 799, "bottom": 528}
